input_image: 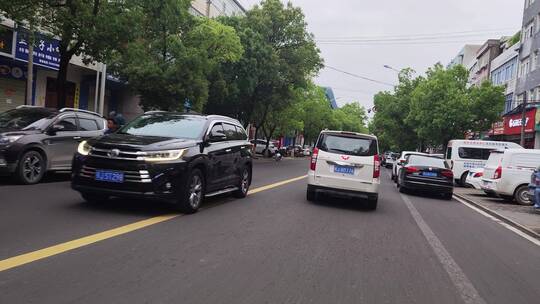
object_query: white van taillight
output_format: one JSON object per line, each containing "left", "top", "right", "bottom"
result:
{"left": 373, "top": 154, "right": 381, "bottom": 178}
{"left": 494, "top": 166, "right": 502, "bottom": 179}
{"left": 310, "top": 147, "right": 319, "bottom": 171}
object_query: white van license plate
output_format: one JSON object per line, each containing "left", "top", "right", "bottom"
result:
{"left": 334, "top": 165, "right": 355, "bottom": 175}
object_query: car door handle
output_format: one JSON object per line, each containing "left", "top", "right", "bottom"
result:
{"left": 73, "top": 136, "right": 81, "bottom": 140}
{"left": 225, "top": 149, "right": 232, "bottom": 153}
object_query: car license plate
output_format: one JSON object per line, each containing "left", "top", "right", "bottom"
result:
{"left": 334, "top": 165, "right": 355, "bottom": 175}
{"left": 422, "top": 172, "right": 438, "bottom": 177}
{"left": 95, "top": 170, "right": 124, "bottom": 183}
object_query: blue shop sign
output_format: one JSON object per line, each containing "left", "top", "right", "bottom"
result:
{"left": 15, "top": 31, "right": 61, "bottom": 70}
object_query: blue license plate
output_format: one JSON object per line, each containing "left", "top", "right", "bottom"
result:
{"left": 334, "top": 165, "right": 355, "bottom": 175}
{"left": 95, "top": 170, "right": 124, "bottom": 183}
{"left": 422, "top": 172, "right": 438, "bottom": 177}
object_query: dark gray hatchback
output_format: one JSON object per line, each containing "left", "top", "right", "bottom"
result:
{"left": 0, "top": 106, "right": 106, "bottom": 184}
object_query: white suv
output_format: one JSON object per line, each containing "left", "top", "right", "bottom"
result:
{"left": 307, "top": 131, "right": 380, "bottom": 210}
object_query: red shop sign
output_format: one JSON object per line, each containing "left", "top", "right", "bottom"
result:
{"left": 503, "top": 108, "right": 537, "bottom": 135}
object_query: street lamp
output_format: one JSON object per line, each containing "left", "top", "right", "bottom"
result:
{"left": 383, "top": 65, "right": 400, "bottom": 73}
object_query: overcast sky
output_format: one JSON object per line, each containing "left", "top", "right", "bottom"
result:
{"left": 239, "top": 0, "right": 524, "bottom": 111}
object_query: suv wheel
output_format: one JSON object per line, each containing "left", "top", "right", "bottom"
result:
{"left": 515, "top": 185, "right": 533, "bottom": 206}
{"left": 176, "top": 169, "right": 205, "bottom": 214}
{"left": 234, "top": 167, "right": 251, "bottom": 198}
{"left": 16, "top": 151, "right": 45, "bottom": 184}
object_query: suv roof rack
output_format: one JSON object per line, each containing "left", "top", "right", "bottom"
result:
{"left": 59, "top": 108, "right": 103, "bottom": 117}
{"left": 16, "top": 105, "right": 42, "bottom": 109}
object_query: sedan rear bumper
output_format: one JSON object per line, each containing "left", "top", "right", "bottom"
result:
{"left": 402, "top": 180, "right": 453, "bottom": 193}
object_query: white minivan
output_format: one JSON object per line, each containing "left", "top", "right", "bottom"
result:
{"left": 481, "top": 149, "right": 540, "bottom": 205}
{"left": 445, "top": 140, "right": 522, "bottom": 185}
{"left": 307, "top": 130, "right": 380, "bottom": 210}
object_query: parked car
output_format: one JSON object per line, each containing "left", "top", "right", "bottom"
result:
{"left": 445, "top": 140, "right": 522, "bottom": 186}
{"left": 392, "top": 151, "right": 428, "bottom": 182}
{"left": 481, "top": 149, "right": 540, "bottom": 205}
{"left": 465, "top": 168, "right": 484, "bottom": 190}
{"left": 529, "top": 166, "right": 540, "bottom": 209}
{"left": 251, "top": 139, "right": 278, "bottom": 157}
{"left": 384, "top": 152, "right": 398, "bottom": 169}
{"left": 0, "top": 106, "right": 106, "bottom": 184}
{"left": 397, "top": 154, "right": 454, "bottom": 200}
{"left": 71, "top": 112, "right": 253, "bottom": 214}
{"left": 306, "top": 130, "right": 380, "bottom": 210}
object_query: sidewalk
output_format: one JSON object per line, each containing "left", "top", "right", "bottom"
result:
{"left": 454, "top": 187, "right": 540, "bottom": 237}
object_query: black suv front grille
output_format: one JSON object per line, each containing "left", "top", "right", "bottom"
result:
{"left": 89, "top": 148, "right": 142, "bottom": 161}
{"left": 79, "top": 165, "right": 152, "bottom": 183}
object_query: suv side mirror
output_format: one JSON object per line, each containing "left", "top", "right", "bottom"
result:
{"left": 47, "top": 124, "right": 65, "bottom": 135}
{"left": 208, "top": 131, "right": 226, "bottom": 142}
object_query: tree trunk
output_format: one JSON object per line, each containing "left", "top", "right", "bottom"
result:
{"left": 56, "top": 50, "right": 71, "bottom": 109}
{"left": 25, "top": 27, "right": 34, "bottom": 105}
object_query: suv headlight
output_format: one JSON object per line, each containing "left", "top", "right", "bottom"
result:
{"left": 138, "top": 149, "right": 186, "bottom": 162}
{"left": 0, "top": 135, "right": 23, "bottom": 145}
{"left": 77, "top": 140, "right": 92, "bottom": 156}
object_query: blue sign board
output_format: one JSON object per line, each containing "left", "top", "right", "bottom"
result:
{"left": 15, "top": 31, "right": 61, "bottom": 70}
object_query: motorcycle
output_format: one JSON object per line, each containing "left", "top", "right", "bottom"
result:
{"left": 274, "top": 152, "right": 283, "bottom": 162}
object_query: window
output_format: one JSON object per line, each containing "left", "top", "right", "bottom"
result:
{"left": 57, "top": 117, "right": 78, "bottom": 131}
{"left": 458, "top": 148, "right": 493, "bottom": 160}
{"left": 317, "top": 134, "right": 378, "bottom": 156}
{"left": 446, "top": 147, "right": 452, "bottom": 159}
{"left": 223, "top": 123, "right": 237, "bottom": 140}
{"left": 79, "top": 118, "right": 99, "bottom": 131}
{"left": 118, "top": 114, "right": 207, "bottom": 139}
{"left": 235, "top": 125, "right": 248, "bottom": 140}
{"left": 533, "top": 51, "right": 539, "bottom": 71}
{"left": 407, "top": 155, "right": 448, "bottom": 168}
{"left": 209, "top": 123, "right": 225, "bottom": 138}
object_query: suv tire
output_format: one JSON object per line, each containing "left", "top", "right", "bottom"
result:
{"left": 176, "top": 169, "right": 205, "bottom": 214}
{"left": 16, "top": 150, "right": 45, "bottom": 185}
{"left": 515, "top": 185, "right": 533, "bottom": 206}
{"left": 233, "top": 166, "right": 251, "bottom": 198}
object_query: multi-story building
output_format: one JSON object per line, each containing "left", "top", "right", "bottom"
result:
{"left": 490, "top": 42, "right": 519, "bottom": 114}
{"left": 447, "top": 44, "right": 482, "bottom": 69}
{"left": 468, "top": 39, "right": 503, "bottom": 87}
{"left": 514, "top": 0, "right": 540, "bottom": 148}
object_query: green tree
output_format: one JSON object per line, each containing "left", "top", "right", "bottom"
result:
{"left": 335, "top": 103, "right": 368, "bottom": 133}
{"left": 206, "top": 0, "right": 323, "bottom": 132}
{"left": 111, "top": 1, "right": 243, "bottom": 112}
{"left": 1, "top": 0, "right": 136, "bottom": 108}
{"left": 370, "top": 68, "right": 422, "bottom": 151}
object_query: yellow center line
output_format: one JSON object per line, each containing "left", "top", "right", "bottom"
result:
{"left": 0, "top": 175, "right": 307, "bottom": 272}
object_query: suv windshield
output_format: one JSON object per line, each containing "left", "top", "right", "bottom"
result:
{"left": 317, "top": 133, "right": 377, "bottom": 156}
{"left": 118, "top": 114, "right": 207, "bottom": 139}
{"left": 0, "top": 108, "right": 55, "bottom": 131}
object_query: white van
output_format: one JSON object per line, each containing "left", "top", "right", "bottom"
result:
{"left": 445, "top": 140, "right": 522, "bottom": 185}
{"left": 481, "top": 149, "right": 540, "bottom": 205}
{"left": 307, "top": 130, "right": 380, "bottom": 210}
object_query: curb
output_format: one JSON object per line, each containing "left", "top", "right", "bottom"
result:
{"left": 454, "top": 193, "right": 540, "bottom": 241}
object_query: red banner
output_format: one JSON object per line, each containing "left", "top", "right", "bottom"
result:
{"left": 503, "top": 108, "right": 537, "bottom": 135}
{"left": 488, "top": 120, "right": 504, "bottom": 136}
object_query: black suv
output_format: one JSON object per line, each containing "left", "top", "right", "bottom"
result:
{"left": 0, "top": 106, "right": 106, "bottom": 184}
{"left": 71, "top": 112, "right": 253, "bottom": 213}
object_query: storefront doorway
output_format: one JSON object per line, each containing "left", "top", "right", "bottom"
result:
{"left": 45, "top": 77, "right": 75, "bottom": 109}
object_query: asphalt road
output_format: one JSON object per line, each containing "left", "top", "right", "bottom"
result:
{"left": 0, "top": 158, "right": 539, "bottom": 304}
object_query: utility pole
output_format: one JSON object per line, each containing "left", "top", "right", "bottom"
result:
{"left": 206, "top": 0, "right": 211, "bottom": 17}
{"left": 520, "top": 91, "right": 527, "bottom": 147}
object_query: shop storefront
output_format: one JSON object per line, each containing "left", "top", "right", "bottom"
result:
{"left": 502, "top": 108, "right": 537, "bottom": 149}
{"left": 535, "top": 108, "right": 540, "bottom": 149}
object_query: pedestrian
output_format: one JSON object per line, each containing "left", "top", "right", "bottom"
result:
{"left": 109, "top": 110, "right": 126, "bottom": 127}
{"left": 105, "top": 118, "right": 118, "bottom": 134}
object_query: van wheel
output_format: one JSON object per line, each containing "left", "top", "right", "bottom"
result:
{"left": 366, "top": 198, "right": 378, "bottom": 210}
{"left": 306, "top": 186, "right": 316, "bottom": 202}
{"left": 16, "top": 151, "right": 45, "bottom": 185}
{"left": 176, "top": 169, "right": 204, "bottom": 214}
{"left": 459, "top": 172, "right": 468, "bottom": 186}
{"left": 515, "top": 185, "right": 533, "bottom": 206}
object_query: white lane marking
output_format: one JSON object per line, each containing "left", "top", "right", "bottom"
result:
{"left": 400, "top": 194, "right": 487, "bottom": 304}
{"left": 454, "top": 196, "right": 540, "bottom": 247}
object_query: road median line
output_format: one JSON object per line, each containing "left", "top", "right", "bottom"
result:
{"left": 0, "top": 175, "right": 307, "bottom": 273}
